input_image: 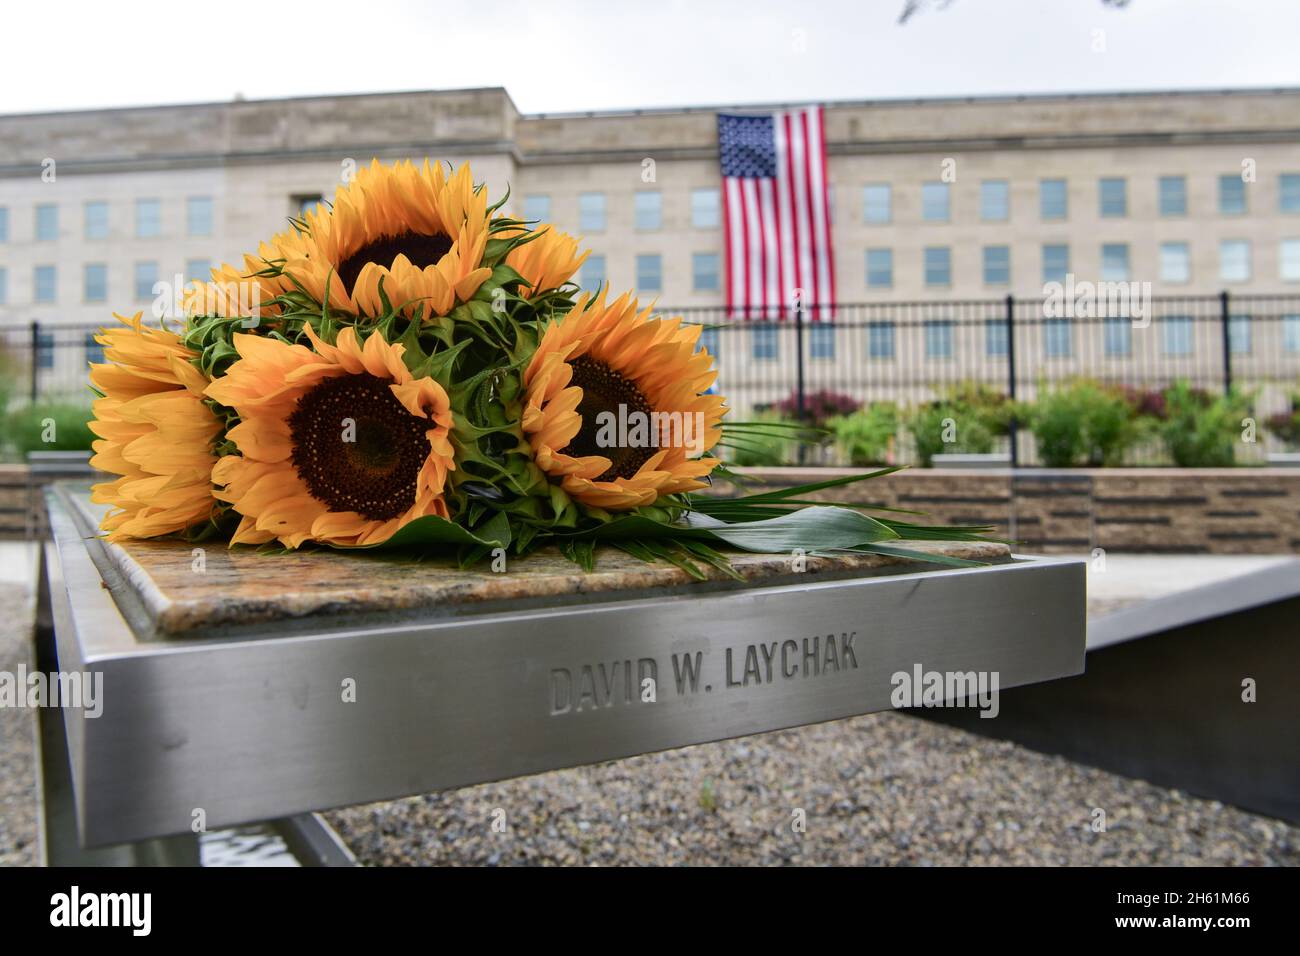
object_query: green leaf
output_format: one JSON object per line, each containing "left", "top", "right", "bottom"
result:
{"left": 560, "top": 538, "right": 596, "bottom": 572}
{"left": 695, "top": 506, "right": 898, "bottom": 552}
{"left": 347, "top": 512, "right": 511, "bottom": 551}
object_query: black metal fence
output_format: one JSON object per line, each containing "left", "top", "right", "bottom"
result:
{"left": 4, "top": 292, "right": 1299, "bottom": 464}
{"left": 672, "top": 292, "right": 1300, "bottom": 410}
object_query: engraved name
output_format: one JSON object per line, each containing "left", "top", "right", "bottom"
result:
{"left": 549, "top": 632, "right": 857, "bottom": 716}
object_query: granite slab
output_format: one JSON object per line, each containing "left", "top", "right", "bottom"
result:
{"left": 64, "top": 490, "right": 1011, "bottom": 640}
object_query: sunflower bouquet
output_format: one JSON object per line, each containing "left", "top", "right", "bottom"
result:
{"left": 87, "top": 159, "right": 989, "bottom": 574}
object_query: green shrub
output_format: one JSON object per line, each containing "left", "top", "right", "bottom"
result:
{"left": 942, "top": 382, "right": 1015, "bottom": 436}
{"left": 5, "top": 402, "right": 96, "bottom": 456}
{"left": 0, "top": 347, "right": 18, "bottom": 422}
{"left": 1158, "top": 382, "right": 1251, "bottom": 467}
{"left": 1021, "top": 380, "right": 1143, "bottom": 467}
{"left": 908, "top": 402, "right": 996, "bottom": 467}
{"left": 828, "top": 403, "right": 899, "bottom": 466}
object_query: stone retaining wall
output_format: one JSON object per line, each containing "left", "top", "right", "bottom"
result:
{"left": 0, "top": 464, "right": 98, "bottom": 539}
{"left": 6, "top": 465, "right": 1299, "bottom": 554}
{"left": 734, "top": 467, "right": 1300, "bottom": 554}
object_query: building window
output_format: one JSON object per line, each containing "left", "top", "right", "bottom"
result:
{"left": 1159, "top": 242, "right": 1191, "bottom": 283}
{"left": 983, "top": 245, "right": 1010, "bottom": 285}
{"left": 135, "top": 198, "right": 161, "bottom": 238}
{"left": 1218, "top": 174, "right": 1247, "bottom": 215}
{"left": 868, "top": 321, "right": 895, "bottom": 359}
{"left": 1039, "top": 179, "right": 1067, "bottom": 220}
{"left": 985, "top": 319, "right": 1008, "bottom": 357}
{"left": 692, "top": 252, "right": 720, "bottom": 292}
{"left": 34, "top": 265, "right": 57, "bottom": 303}
{"left": 866, "top": 248, "right": 893, "bottom": 289}
{"left": 1104, "top": 317, "right": 1132, "bottom": 357}
{"left": 1280, "top": 240, "right": 1300, "bottom": 281}
{"left": 0, "top": 267, "right": 7, "bottom": 304}
{"left": 1101, "top": 243, "right": 1130, "bottom": 281}
{"left": 579, "top": 192, "right": 606, "bottom": 232}
{"left": 1282, "top": 315, "right": 1300, "bottom": 353}
{"left": 581, "top": 254, "right": 605, "bottom": 291}
{"left": 751, "top": 325, "right": 778, "bottom": 361}
{"left": 0, "top": 206, "right": 8, "bottom": 242}
{"left": 1219, "top": 240, "right": 1251, "bottom": 282}
{"left": 84, "top": 201, "right": 109, "bottom": 240}
{"left": 925, "top": 320, "right": 954, "bottom": 359}
{"left": 1229, "top": 314, "right": 1252, "bottom": 354}
{"left": 1280, "top": 174, "right": 1300, "bottom": 213}
{"left": 635, "top": 191, "right": 661, "bottom": 231}
{"left": 635, "top": 253, "right": 661, "bottom": 292}
{"left": 1158, "top": 176, "right": 1187, "bottom": 216}
{"left": 292, "top": 194, "right": 323, "bottom": 218}
{"left": 134, "top": 261, "right": 158, "bottom": 302}
{"left": 863, "top": 184, "right": 891, "bottom": 224}
{"left": 1042, "top": 244, "right": 1070, "bottom": 284}
{"left": 36, "top": 203, "right": 58, "bottom": 241}
{"left": 1162, "top": 315, "right": 1194, "bottom": 356}
{"left": 1044, "top": 318, "right": 1073, "bottom": 358}
{"left": 924, "top": 246, "right": 951, "bottom": 287}
{"left": 1099, "top": 178, "right": 1127, "bottom": 218}
{"left": 921, "top": 182, "right": 949, "bottom": 222}
{"left": 36, "top": 331, "right": 54, "bottom": 370}
{"left": 980, "top": 180, "right": 1009, "bottom": 221}
{"left": 185, "top": 259, "right": 211, "bottom": 284}
{"left": 809, "top": 324, "right": 835, "bottom": 360}
{"left": 84, "top": 332, "right": 105, "bottom": 366}
{"left": 522, "top": 194, "right": 550, "bottom": 224}
{"left": 84, "top": 263, "right": 108, "bottom": 302}
{"left": 187, "top": 196, "right": 214, "bottom": 237}
{"left": 691, "top": 188, "right": 720, "bottom": 228}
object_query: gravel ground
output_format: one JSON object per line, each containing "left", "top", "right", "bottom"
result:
{"left": 324, "top": 712, "right": 1298, "bottom": 867}
{"left": 0, "top": 581, "right": 38, "bottom": 867}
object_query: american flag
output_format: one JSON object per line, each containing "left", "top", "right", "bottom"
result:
{"left": 717, "top": 106, "right": 835, "bottom": 321}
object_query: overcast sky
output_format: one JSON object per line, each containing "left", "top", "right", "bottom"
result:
{"left": 5, "top": 0, "right": 1297, "bottom": 115}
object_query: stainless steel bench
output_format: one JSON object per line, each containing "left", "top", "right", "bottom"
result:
{"left": 36, "top": 482, "right": 1086, "bottom": 864}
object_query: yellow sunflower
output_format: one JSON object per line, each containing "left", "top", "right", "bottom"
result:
{"left": 204, "top": 326, "right": 455, "bottom": 548}
{"left": 186, "top": 159, "right": 493, "bottom": 321}
{"left": 504, "top": 223, "right": 588, "bottom": 296}
{"left": 88, "top": 313, "right": 222, "bottom": 540}
{"left": 522, "top": 290, "right": 726, "bottom": 510}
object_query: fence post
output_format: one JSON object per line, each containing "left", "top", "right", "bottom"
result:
{"left": 794, "top": 296, "right": 806, "bottom": 465}
{"left": 1218, "top": 289, "right": 1233, "bottom": 394}
{"left": 1004, "top": 294, "right": 1018, "bottom": 467}
{"left": 794, "top": 299, "right": 806, "bottom": 421}
{"left": 29, "top": 319, "right": 40, "bottom": 403}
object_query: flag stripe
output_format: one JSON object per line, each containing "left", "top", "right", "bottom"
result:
{"left": 758, "top": 178, "right": 780, "bottom": 320}
{"left": 805, "top": 107, "right": 832, "bottom": 321}
{"left": 742, "top": 178, "right": 762, "bottom": 317}
{"left": 782, "top": 111, "right": 804, "bottom": 317}
{"left": 772, "top": 115, "right": 794, "bottom": 315}
{"left": 815, "top": 106, "right": 837, "bottom": 321}
{"left": 724, "top": 177, "right": 745, "bottom": 314}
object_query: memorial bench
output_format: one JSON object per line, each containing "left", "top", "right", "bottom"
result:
{"left": 36, "top": 482, "right": 1085, "bottom": 865}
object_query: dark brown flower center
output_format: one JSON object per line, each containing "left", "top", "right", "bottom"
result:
{"left": 288, "top": 372, "right": 430, "bottom": 521}
{"left": 336, "top": 231, "right": 453, "bottom": 296}
{"left": 564, "top": 356, "right": 658, "bottom": 482}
